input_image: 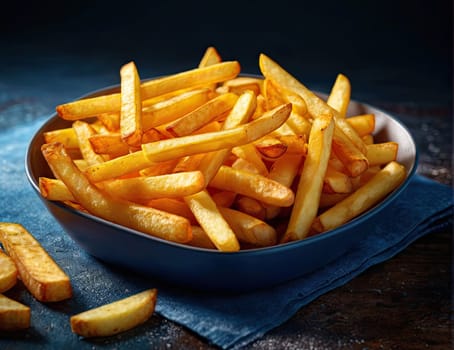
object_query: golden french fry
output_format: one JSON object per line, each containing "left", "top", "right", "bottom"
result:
{"left": 366, "top": 142, "right": 398, "bottom": 166}
{"left": 43, "top": 128, "right": 79, "bottom": 149}
{"left": 70, "top": 289, "right": 157, "bottom": 338}
{"left": 332, "top": 126, "right": 369, "bottom": 177}
{"left": 173, "top": 154, "right": 206, "bottom": 173}
{"left": 327, "top": 73, "right": 351, "bottom": 117}
{"left": 232, "top": 143, "right": 269, "bottom": 175}
{"left": 56, "top": 61, "right": 240, "bottom": 120}
{"left": 283, "top": 114, "right": 335, "bottom": 241}
{"left": 72, "top": 120, "right": 106, "bottom": 165}
{"left": 265, "top": 153, "right": 304, "bottom": 219}
{"left": 312, "top": 161, "right": 406, "bottom": 232}
{"left": 0, "top": 294, "right": 30, "bottom": 330}
{"left": 85, "top": 150, "right": 154, "bottom": 182}
{"left": 209, "top": 165, "right": 294, "bottom": 207}
{"left": 120, "top": 61, "right": 143, "bottom": 147}
{"left": 0, "top": 248, "right": 17, "bottom": 293}
{"left": 219, "top": 206, "right": 277, "bottom": 247}
{"left": 142, "top": 103, "right": 291, "bottom": 163}
{"left": 187, "top": 226, "right": 216, "bottom": 249}
{"left": 222, "top": 77, "right": 262, "bottom": 95}
{"left": 198, "top": 46, "right": 222, "bottom": 68}
{"left": 42, "top": 143, "right": 192, "bottom": 243}
{"left": 100, "top": 171, "right": 205, "bottom": 201}
{"left": 210, "top": 190, "right": 237, "bottom": 208}
{"left": 232, "top": 157, "right": 262, "bottom": 174}
{"left": 184, "top": 190, "right": 240, "bottom": 252}
{"left": 323, "top": 164, "right": 353, "bottom": 194}
{"left": 139, "top": 159, "right": 180, "bottom": 177}
{"left": 254, "top": 137, "right": 288, "bottom": 160}
{"left": 146, "top": 198, "right": 196, "bottom": 224}
{"left": 319, "top": 192, "right": 350, "bottom": 208}
{"left": 0, "top": 222, "right": 72, "bottom": 302}
{"left": 89, "top": 133, "right": 130, "bottom": 157}
{"left": 166, "top": 92, "right": 238, "bottom": 137}
{"left": 142, "top": 88, "right": 211, "bottom": 131}
{"left": 39, "top": 177, "right": 75, "bottom": 201}
{"left": 97, "top": 112, "right": 120, "bottom": 131}
{"left": 235, "top": 196, "right": 266, "bottom": 220}
{"left": 284, "top": 111, "right": 312, "bottom": 138}
{"left": 347, "top": 114, "right": 375, "bottom": 136}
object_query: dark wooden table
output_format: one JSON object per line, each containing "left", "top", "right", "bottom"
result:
{"left": 1, "top": 1, "right": 452, "bottom": 348}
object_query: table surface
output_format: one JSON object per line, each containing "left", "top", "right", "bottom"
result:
{"left": 1, "top": 1, "right": 452, "bottom": 348}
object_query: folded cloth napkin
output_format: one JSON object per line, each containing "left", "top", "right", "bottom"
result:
{"left": 1, "top": 118, "right": 453, "bottom": 349}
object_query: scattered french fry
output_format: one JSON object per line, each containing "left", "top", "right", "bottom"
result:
{"left": 70, "top": 289, "right": 157, "bottom": 338}
{"left": 0, "top": 222, "right": 72, "bottom": 302}
{"left": 0, "top": 294, "right": 30, "bottom": 330}
{"left": 0, "top": 248, "right": 17, "bottom": 293}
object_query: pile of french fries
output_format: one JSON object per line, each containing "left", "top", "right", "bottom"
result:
{"left": 40, "top": 47, "right": 406, "bottom": 252}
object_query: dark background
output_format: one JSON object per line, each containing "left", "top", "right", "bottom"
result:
{"left": 0, "top": 0, "right": 452, "bottom": 111}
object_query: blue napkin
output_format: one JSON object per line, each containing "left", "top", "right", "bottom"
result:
{"left": 1, "top": 118, "right": 453, "bottom": 349}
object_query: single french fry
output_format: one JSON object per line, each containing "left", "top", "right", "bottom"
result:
{"left": 173, "top": 154, "right": 205, "bottom": 173}
{"left": 89, "top": 133, "right": 130, "bottom": 157}
{"left": 362, "top": 134, "right": 374, "bottom": 145}
{"left": 56, "top": 61, "right": 240, "bottom": 120}
{"left": 222, "top": 77, "right": 262, "bottom": 95}
{"left": 97, "top": 112, "right": 120, "bottom": 131}
{"left": 44, "top": 128, "right": 79, "bottom": 149}
{"left": 85, "top": 150, "right": 154, "bottom": 182}
{"left": 142, "top": 103, "right": 291, "bottom": 163}
{"left": 265, "top": 153, "right": 303, "bottom": 219}
{"left": 231, "top": 157, "right": 262, "bottom": 174}
{"left": 187, "top": 226, "right": 216, "bottom": 249}
{"left": 323, "top": 164, "right": 353, "bottom": 194}
{"left": 0, "top": 294, "right": 30, "bottom": 330}
{"left": 0, "top": 248, "right": 17, "bottom": 293}
{"left": 366, "top": 142, "right": 398, "bottom": 166}
{"left": 346, "top": 114, "right": 375, "bottom": 136}
{"left": 210, "top": 190, "right": 237, "bottom": 208}
{"left": 42, "top": 143, "right": 192, "bottom": 243}
{"left": 120, "top": 61, "right": 143, "bottom": 147}
{"left": 100, "top": 171, "right": 205, "bottom": 201}
{"left": 142, "top": 88, "right": 211, "bottom": 131}
{"left": 184, "top": 190, "right": 240, "bottom": 252}
{"left": 70, "top": 289, "right": 157, "bottom": 338}
{"left": 312, "top": 161, "right": 406, "bottom": 232}
{"left": 218, "top": 206, "right": 277, "bottom": 247}
{"left": 39, "top": 177, "right": 75, "bottom": 201}
{"left": 146, "top": 198, "right": 197, "bottom": 224}
{"left": 166, "top": 92, "right": 238, "bottom": 137}
{"left": 284, "top": 111, "right": 312, "bottom": 138}
{"left": 0, "top": 222, "right": 72, "bottom": 302}
{"left": 283, "top": 114, "right": 335, "bottom": 241}
{"left": 235, "top": 196, "right": 266, "bottom": 220}
{"left": 332, "top": 126, "right": 369, "bottom": 177}
{"left": 198, "top": 46, "right": 222, "bottom": 68}
{"left": 209, "top": 165, "right": 294, "bottom": 207}
{"left": 72, "top": 120, "right": 107, "bottom": 165}
{"left": 327, "top": 73, "right": 351, "bottom": 117}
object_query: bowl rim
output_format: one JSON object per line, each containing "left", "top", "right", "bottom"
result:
{"left": 25, "top": 77, "right": 419, "bottom": 256}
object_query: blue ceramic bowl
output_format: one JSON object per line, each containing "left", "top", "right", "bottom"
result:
{"left": 25, "top": 83, "right": 417, "bottom": 292}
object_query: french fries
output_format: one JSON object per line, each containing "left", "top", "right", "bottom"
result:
{"left": 0, "top": 294, "right": 30, "bottom": 330}
{"left": 38, "top": 47, "right": 407, "bottom": 252}
{"left": 41, "top": 143, "right": 192, "bottom": 243}
{"left": 70, "top": 289, "right": 157, "bottom": 338}
{"left": 0, "top": 223, "right": 72, "bottom": 302}
{"left": 0, "top": 248, "right": 17, "bottom": 293}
